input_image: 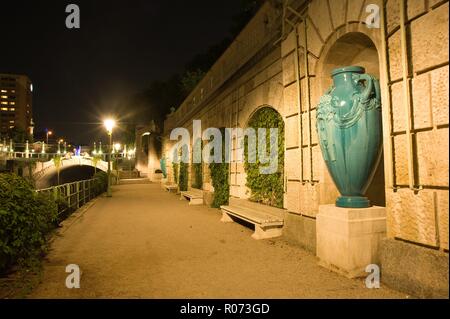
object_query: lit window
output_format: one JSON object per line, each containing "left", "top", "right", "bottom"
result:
{"left": 0, "top": 95, "right": 7, "bottom": 99}
{"left": 9, "top": 108, "right": 15, "bottom": 111}
{"left": 11, "top": 90, "right": 15, "bottom": 93}
{"left": 9, "top": 102, "right": 15, "bottom": 105}
{"left": 9, "top": 120, "right": 14, "bottom": 124}
{"left": 1, "top": 101, "right": 7, "bottom": 105}
{"left": 9, "top": 126, "right": 14, "bottom": 129}
{"left": 0, "top": 90, "right": 6, "bottom": 93}
{"left": 1, "top": 107, "right": 7, "bottom": 111}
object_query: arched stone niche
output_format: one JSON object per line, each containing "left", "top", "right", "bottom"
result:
{"left": 316, "top": 31, "right": 386, "bottom": 207}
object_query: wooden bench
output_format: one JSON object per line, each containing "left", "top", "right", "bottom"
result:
{"left": 180, "top": 189, "right": 203, "bottom": 205}
{"left": 164, "top": 184, "right": 178, "bottom": 193}
{"left": 220, "top": 198, "right": 285, "bottom": 240}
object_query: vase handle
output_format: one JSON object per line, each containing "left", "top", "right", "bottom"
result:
{"left": 356, "top": 73, "right": 375, "bottom": 102}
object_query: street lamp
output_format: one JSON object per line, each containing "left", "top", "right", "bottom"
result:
{"left": 46, "top": 130, "right": 53, "bottom": 144}
{"left": 114, "top": 143, "right": 121, "bottom": 181}
{"left": 103, "top": 119, "right": 116, "bottom": 197}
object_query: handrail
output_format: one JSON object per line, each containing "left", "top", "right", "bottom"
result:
{"left": 36, "top": 178, "right": 97, "bottom": 193}
{"left": 36, "top": 178, "right": 104, "bottom": 216}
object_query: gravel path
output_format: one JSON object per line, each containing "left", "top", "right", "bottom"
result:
{"left": 29, "top": 183, "right": 407, "bottom": 299}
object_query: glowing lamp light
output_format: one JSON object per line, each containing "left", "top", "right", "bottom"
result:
{"left": 103, "top": 119, "right": 116, "bottom": 134}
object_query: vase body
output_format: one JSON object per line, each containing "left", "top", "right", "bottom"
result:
{"left": 316, "top": 66, "right": 382, "bottom": 208}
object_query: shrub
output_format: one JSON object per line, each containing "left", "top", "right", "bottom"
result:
{"left": 0, "top": 174, "right": 58, "bottom": 274}
{"left": 54, "top": 195, "right": 72, "bottom": 223}
{"left": 92, "top": 171, "right": 108, "bottom": 196}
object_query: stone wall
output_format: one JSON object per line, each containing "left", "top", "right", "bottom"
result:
{"left": 279, "top": 0, "right": 448, "bottom": 296}
{"left": 385, "top": 0, "right": 449, "bottom": 251}
{"left": 162, "top": 0, "right": 449, "bottom": 297}
{"left": 163, "top": 1, "right": 284, "bottom": 196}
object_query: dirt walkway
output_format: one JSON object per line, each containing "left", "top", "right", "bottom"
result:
{"left": 29, "top": 183, "right": 407, "bottom": 299}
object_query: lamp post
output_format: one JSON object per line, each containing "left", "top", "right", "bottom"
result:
{"left": 104, "top": 119, "right": 116, "bottom": 197}
{"left": 114, "top": 143, "right": 121, "bottom": 182}
{"left": 46, "top": 130, "right": 52, "bottom": 145}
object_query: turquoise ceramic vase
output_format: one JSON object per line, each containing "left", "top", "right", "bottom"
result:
{"left": 316, "top": 66, "right": 382, "bottom": 208}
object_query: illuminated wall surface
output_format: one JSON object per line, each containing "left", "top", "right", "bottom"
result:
{"left": 161, "top": 0, "right": 448, "bottom": 297}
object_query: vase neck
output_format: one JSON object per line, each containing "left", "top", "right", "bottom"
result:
{"left": 332, "top": 72, "right": 355, "bottom": 87}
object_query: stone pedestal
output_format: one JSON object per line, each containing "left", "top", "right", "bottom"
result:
{"left": 316, "top": 204, "right": 386, "bottom": 278}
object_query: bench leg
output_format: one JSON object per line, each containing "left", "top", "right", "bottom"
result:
{"left": 220, "top": 210, "right": 234, "bottom": 223}
{"left": 251, "top": 225, "right": 283, "bottom": 240}
{"left": 189, "top": 198, "right": 203, "bottom": 205}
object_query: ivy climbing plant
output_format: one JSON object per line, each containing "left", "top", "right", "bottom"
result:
{"left": 209, "top": 128, "right": 229, "bottom": 208}
{"left": 172, "top": 162, "right": 179, "bottom": 184}
{"left": 244, "top": 107, "right": 285, "bottom": 208}
{"left": 191, "top": 138, "right": 203, "bottom": 189}
{"left": 172, "top": 147, "right": 179, "bottom": 184}
{"left": 178, "top": 144, "right": 189, "bottom": 192}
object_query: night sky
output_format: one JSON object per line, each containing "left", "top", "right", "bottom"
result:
{"left": 0, "top": 0, "right": 245, "bottom": 144}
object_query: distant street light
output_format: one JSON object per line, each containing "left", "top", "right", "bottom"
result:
{"left": 103, "top": 119, "right": 116, "bottom": 197}
{"left": 46, "top": 130, "right": 53, "bottom": 144}
{"left": 114, "top": 143, "right": 121, "bottom": 181}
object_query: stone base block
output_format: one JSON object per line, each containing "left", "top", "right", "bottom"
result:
{"left": 188, "top": 198, "right": 203, "bottom": 206}
{"left": 252, "top": 225, "right": 283, "bottom": 240}
{"left": 220, "top": 211, "right": 234, "bottom": 223}
{"left": 283, "top": 213, "right": 316, "bottom": 253}
{"left": 316, "top": 204, "right": 386, "bottom": 278}
{"left": 160, "top": 178, "right": 168, "bottom": 188}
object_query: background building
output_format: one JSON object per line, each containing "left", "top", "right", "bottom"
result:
{"left": 0, "top": 73, "right": 33, "bottom": 136}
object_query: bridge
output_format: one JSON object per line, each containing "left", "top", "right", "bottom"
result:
{"left": 32, "top": 155, "right": 110, "bottom": 181}
{"left": 0, "top": 142, "right": 129, "bottom": 188}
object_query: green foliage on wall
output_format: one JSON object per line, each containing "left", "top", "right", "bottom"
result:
{"left": 172, "top": 162, "right": 179, "bottom": 184}
{"left": 171, "top": 146, "right": 180, "bottom": 184}
{"left": 244, "top": 107, "right": 285, "bottom": 208}
{"left": 192, "top": 138, "right": 203, "bottom": 189}
{"left": 177, "top": 144, "right": 189, "bottom": 192}
{"left": 179, "top": 161, "right": 189, "bottom": 192}
{"left": 209, "top": 129, "right": 230, "bottom": 208}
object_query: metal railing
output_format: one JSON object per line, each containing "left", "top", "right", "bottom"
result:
{"left": 36, "top": 178, "right": 104, "bottom": 216}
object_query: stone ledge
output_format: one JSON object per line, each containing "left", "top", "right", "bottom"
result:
{"left": 380, "top": 238, "right": 449, "bottom": 299}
